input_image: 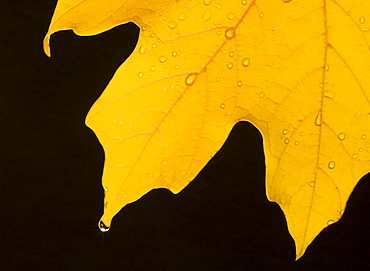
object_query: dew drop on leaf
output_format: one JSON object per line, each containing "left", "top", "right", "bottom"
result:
{"left": 185, "top": 73, "right": 198, "bottom": 86}
{"left": 284, "top": 138, "right": 290, "bottom": 144}
{"left": 178, "top": 12, "right": 186, "bottom": 20}
{"left": 282, "top": 129, "right": 288, "bottom": 135}
{"left": 172, "top": 51, "right": 177, "bottom": 57}
{"left": 338, "top": 133, "right": 346, "bottom": 140}
{"left": 328, "top": 161, "right": 335, "bottom": 169}
{"left": 168, "top": 21, "right": 177, "bottom": 29}
{"left": 315, "top": 111, "right": 323, "bottom": 126}
{"left": 362, "top": 134, "right": 367, "bottom": 139}
{"left": 227, "top": 62, "right": 233, "bottom": 69}
{"left": 225, "top": 28, "right": 235, "bottom": 39}
{"left": 139, "top": 45, "right": 146, "bottom": 54}
{"left": 353, "top": 153, "right": 359, "bottom": 158}
{"left": 242, "top": 57, "right": 250, "bottom": 67}
{"left": 138, "top": 72, "right": 144, "bottom": 78}
{"left": 309, "top": 181, "right": 315, "bottom": 187}
{"left": 159, "top": 56, "right": 167, "bottom": 63}
{"left": 150, "top": 65, "right": 156, "bottom": 71}
{"left": 360, "top": 16, "right": 365, "bottom": 24}
{"left": 220, "top": 103, "right": 225, "bottom": 109}
{"left": 327, "top": 220, "right": 335, "bottom": 225}
{"left": 229, "top": 51, "right": 234, "bottom": 57}
{"left": 325, "top": 64, "right": 330, "bottom": 71}
{"left": 203, "top": 10, "right": 212, "bottom": 21}
{"left": 98, "top": 220, "right": 110, "bottom": 232}
{"left": 259, "top": 12, "right": 264, "bottom": 18}
{"left": 227, "top": 13, "right": 235, "bottom": 20}
{"left": 241, "top": 0, "right": 247, "bottom": 5}
{"left": 204, "top": 0, "right": 211, "bottom": 5}
{"left": 237, "top": 80, "right": 242, "bottom": 87}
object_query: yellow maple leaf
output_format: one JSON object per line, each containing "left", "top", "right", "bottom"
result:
{"left": 44, "top": 0, "right": 370, "bottom": 259}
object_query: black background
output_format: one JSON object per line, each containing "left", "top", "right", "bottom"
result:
{"left": 2, "top": 1, "right": 370, "bottom": 270}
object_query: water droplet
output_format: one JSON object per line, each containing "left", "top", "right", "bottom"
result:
{"left": 139, "top": 45, "right": 146, "bottom": 54}
{"left": 185, "top": 73, "right": 198, "bottom": 86}
{"left": 227, "top": 13, "right": 235, "bottom": 20}
{"left": 259, "top": 92, "right": 265, "bottom": 98}
{"left": 241, "top": 0, "right": 247, "bottom": 5}
{"left": 327, "top": 220, "right": 334, "bottom": 225}
{"left": 359, "top": 148, "right": 363, "bottom": 152}
{"left": 309, "top": 181, "right": 315, "bottom": 187}
{"left": 229, "top": 51, "right": 234, "bottom": 57}
{"left": 159, "top": 56, "right": 167, "bottom": 63}
{"left": 103, "top": 186, "right": 108, "bottom": 192}
{"left": 360, "top": 16, "right": 365, "bottom": 24}
{"left": 353, "top": 153, "right": 359, "bottom": 158}
{"left": 237, "top": 80, "right": 242, "bottom": 87}
{"left": 220, "top": 103, "right": 225, "bottom": 109}
{"left": 325, "top": 64, "right": 330, "bottom": 71}
{"left": 178, "top": 12, "right": 186, "bottom": 20}
{"left": 319, "top": 83, "right": 324, "bottom": 88}
{"left": 175, "top": 65, "right": 179, "bottom": 69}
{"left": 168, "top": 21, "right": 177, "bottom": 29}
{"left": 98, "top": 220, "right": 110, "bottom": 232}
{"left": 315, "top": 111, "right": 323, "bottom": 126}
{"left": 295, "top": 141, "right": 299, "bottom": 145}
{"left": 227, "top": 62, "right": 233, "bottom": 69}
{"left": 138, "top": 72, "right": 144, "bottom": 78}
{"left": 152, "top": 43, "right": 156, "bottom": 48}
{"left": 259, "top": 12, "right": 264, "bottom": 18}
{"left": 282, "top": 129, "right": 288, "bottom": 135}
{"left": 284, "top": 138, "right": 290, "bottom": 144}
{"left": 150, "top": 65, "right": 156, "bottom": 71}
{"left": 324, "top": 90, "right": 335, "bottom": 98}
{"left": 203, "top": 10, "right": 212, "bottom": 21}
{"left": 225, "top": 28, "right": 235, "bottom": 39}
{"left": 204, "top": 0, "right": 211, "bottom": 5}
{"left": 328, "top": 161, "right": 335, "bottom": 169}
{"left": 242, "top": 57, "right": 250, "bottom": 67}
{"left": 362, "top": 134, "right": 367, "bottom": 139}
{"left": 338, "top": 133, "right": 346, "bottom": 140}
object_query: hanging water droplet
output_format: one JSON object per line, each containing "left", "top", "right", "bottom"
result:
{"left": 237, "top": 80, "right": 242, "bottom": 87}
{"left": 328, "top": 161, "right": 335, "bottom": 169}
{"left": 360, "top": 16, "right": 365, "bottom": 24}
{"left": 338, "top": 133, "right": 346, "bottom": 140}
{"left": 159, "top": 56, "right": 167, "bottom": 63}
{"left": 185, "top": 73, "right": 198, "bottom": 86}
{"left": 309, "top": 181, "right": 315, "bottom": 187}
{"left": 315, "top": 111, "right": 323, "bottom": 126}
{"left": 242, "top": 57, "right": 250, "bottom": 67}
{"left": 284, "top": 138, "right": 290, "bottom": 144}
{"left": 138, "top": 72, "right": 144, "bottom": 78}
{"left": 225, "top": 28, "right": 235, "bottom": 39}
{"left": 203, "top": 10, "right": 212, "bottom": 21}
{"left": 98, "top": 220, "right": 110, "bottom": 232}
{"left": 220, "top": 103, "right": 225, "bottom": 109}
{"left": 227, "top": 62, "right": 233, "bottom": 69}
{"left": 327, "top": 220, "right": 334, "bottom": 225}
{"left": 282, "top": 129, "right": 288, "bottom": 135}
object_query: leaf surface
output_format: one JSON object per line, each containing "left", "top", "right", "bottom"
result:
{"left": 45, "top": 0, "right": 370, "bottom": 258}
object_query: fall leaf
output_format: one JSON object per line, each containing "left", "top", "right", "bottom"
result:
{"left": 44, "top": 0, "right": 370, "bottom": 259}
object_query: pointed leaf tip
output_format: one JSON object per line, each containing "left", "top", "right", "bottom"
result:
{"left": 43, "top": 35, "right": 51, "bottom": 57}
